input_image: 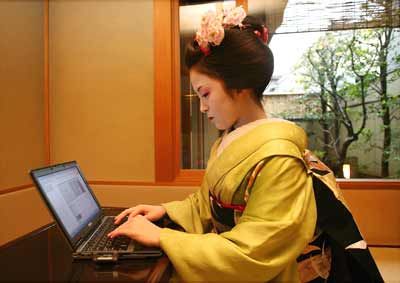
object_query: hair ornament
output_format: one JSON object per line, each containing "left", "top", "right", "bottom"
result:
{"left": 199, "top": 45, "right": 211, "bottom": 56}
{"left": 195, "top": 6, "right": 247, "bottom": 55}
{"left": 261, "top": 26, "right": 269, "bottom": 43}
{"left": 254, "top": 26, "right": 269, "bottom": 43}
{"left": 222, "top": 5, "right": 246, "bottom": 26}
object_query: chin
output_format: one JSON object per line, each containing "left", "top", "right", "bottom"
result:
{"left": 214, "top": 123, "right": 231, "bottom": 131}
{"left": 212, "top": 118, "right": 235, "bottom": 130}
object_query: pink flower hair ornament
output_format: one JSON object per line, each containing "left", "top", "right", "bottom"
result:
{"left": 195, "top": 6, "right": 247, "bottom": 56}
{"left": 254, "top": 26, "right": 269, "bottom": 43}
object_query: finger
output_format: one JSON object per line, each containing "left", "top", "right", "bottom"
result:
{"left": 114, "top": 208, "right": 134, "bottom": 224}
{"left": 114, "top": 211, "right": 128, "bottom": 224}
{"left": 108, "top": 226, "right": 124, "bottom": 239}
{"left": 145, "top": 210, "right": 162, "bottom": 221}
{"left": 107, "top": 231, "right": 118, "bottom": 239}
{"left": 145, "top": 207, "right": 164, "bottom": 222}
{"left": 127, "top": 206, "right": 146, "bottom": 219}
{"left": 133, "top": 214, "right": 146, "bottom": 221}
{"left": 107, "top": 228, "right": 117, "bottom": 238}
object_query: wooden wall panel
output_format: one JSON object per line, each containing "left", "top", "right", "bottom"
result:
{"left": 0, "top": 1, "right": 45, "bottom": 190}
{"left": 343, "top": 189, "right": 400, "bottom": 246}
{"left": 92, "top": 185, "right": 198, "bottom": 207}
{"left": 0, "top": 187, "right": 52, "bottom": 247}
{"left": 49, "top": 0, "right": 154, "bottom": 181}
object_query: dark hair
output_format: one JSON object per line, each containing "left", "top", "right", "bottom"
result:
{"left": 185, "top": 16, "right": 274, "bottom": 104}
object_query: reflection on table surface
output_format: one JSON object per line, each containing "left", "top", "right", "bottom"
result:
{"left": 69, "top": 255, "right": 171, "bottom": 282}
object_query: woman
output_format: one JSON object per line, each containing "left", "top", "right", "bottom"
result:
{"left": 108, "top": 7, "right": 382, "bottom": 282}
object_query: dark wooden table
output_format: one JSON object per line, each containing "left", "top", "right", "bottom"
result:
{"left": 0, "top": 208, "right": 171, "bottom": 282}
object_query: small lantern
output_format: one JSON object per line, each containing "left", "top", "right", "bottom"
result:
{"left": 343, "top": 164, "right": 351, "bottom": 179}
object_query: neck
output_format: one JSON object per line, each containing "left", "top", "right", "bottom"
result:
{"left": 233, "top": 104, "right": 266, "bottom": 129}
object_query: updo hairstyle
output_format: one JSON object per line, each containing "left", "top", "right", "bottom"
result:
{"left": 185, "top": 16, "right": 274, "bottom": 105}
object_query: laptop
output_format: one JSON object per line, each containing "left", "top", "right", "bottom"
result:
{"left": 30, "top": 161, "right": 163, "bottom": 261}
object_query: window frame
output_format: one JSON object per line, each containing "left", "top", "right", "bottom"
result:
{"left": 154, "top": 0, "right": 203, "bottom": 185}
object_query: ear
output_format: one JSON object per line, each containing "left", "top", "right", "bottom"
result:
{"left": 227, "top": 89, "right": 241, "bottom": 98}
{"left": 233, "top": 89, "right": 247, "bottom": 95}
{"left": 235, "top": 88, "right": 253, "bottom": 97}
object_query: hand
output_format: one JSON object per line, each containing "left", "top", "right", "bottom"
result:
{"left": 108, "top": 215, "right": 162, "bottom": 247}
{"left": 114, "top": 205, "right": 166, "bottom": 225}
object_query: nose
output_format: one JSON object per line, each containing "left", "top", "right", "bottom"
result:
{"left": 199, "top": 99, "right": 208, "bottom": 113}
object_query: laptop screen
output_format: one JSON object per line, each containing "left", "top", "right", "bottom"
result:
{"left": 33, "top": 163, "right": 101, "bottom": 240}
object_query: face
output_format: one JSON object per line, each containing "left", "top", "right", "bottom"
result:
{"left": 190, "top": 68, "right": 240, "bottom": 130}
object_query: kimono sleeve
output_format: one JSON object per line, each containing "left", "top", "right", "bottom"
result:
{"left": 159, "top": 156, "right": 317, "bottom": 282}
{"left": 161, "top": 182, "right": 212, "bottom": 234}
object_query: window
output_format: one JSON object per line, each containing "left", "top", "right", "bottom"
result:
{"left": 265, "top": 29, "right": 400, "bottom": 178}
{"left": 179, "top": 1, "right": 236, "bottom": 169}
{"left": 177, "top": 0, "right": 400, "bottom": 179}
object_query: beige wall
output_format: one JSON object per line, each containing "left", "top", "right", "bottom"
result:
{"left": 50, "top": 0, "right": 155, "bottom": 181}
{"left": 0, "top": 0, "right": 156, "bottom": 246}
{"left": 0, "top": 1, "right": 45, "bottom": 189}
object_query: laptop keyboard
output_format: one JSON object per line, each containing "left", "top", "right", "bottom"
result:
{"left": 83, "top": 217, "right": 131, "bottom": 252}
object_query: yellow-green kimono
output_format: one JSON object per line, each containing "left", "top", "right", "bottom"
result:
{"left": 160, "top": 120, "right": 317, "bottom": 282}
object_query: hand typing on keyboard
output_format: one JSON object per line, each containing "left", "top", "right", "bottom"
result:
{"left": 114, "top": 205, "right": 166, "bottom": 224}
{"left": 108, "top": 214, "right": 162, "bottom": 248}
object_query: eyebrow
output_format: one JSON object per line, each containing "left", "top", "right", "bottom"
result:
{"left": 196, "top": 86, "right": 203, "bottom": 93}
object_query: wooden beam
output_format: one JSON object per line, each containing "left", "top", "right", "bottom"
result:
{"left": 154, "top": 0, "right": 175, "bottom": 182}
{"left": 236, "top": 0, "right": 248, "bottom": 11}
{"left": 44, "top": 0, "right": 50, "bottom": 165}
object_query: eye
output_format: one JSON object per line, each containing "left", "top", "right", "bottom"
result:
{"left": 201, "top": 92, "right": 209, "bottom": 98}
